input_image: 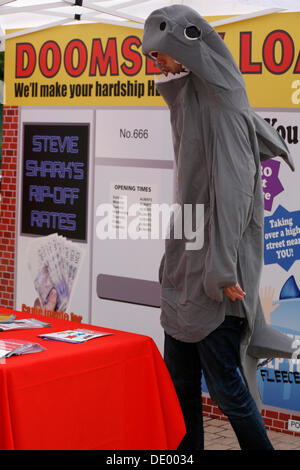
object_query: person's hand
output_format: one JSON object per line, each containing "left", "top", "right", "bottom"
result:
{"left": 224, "top": 283, "right": 246, "bottom": 302}
{"left": 259, "top": 286, "right": 279, "bottom": 324}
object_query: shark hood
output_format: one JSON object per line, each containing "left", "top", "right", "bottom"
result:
{"left": 142, "top": 4, "right": 245, "bottom": 92}
{"left": 142, "top": 4, "right": 295, "bottom": 171}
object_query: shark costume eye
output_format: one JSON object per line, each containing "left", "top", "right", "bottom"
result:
{"left": 160, "top": 21, "right": 166, "bottom": 31}
{"left": 184, "top": 25, "right": 201, "bottom": 40}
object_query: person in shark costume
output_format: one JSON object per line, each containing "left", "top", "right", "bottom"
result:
{"left": 142, "top": 4, "right": 296, "bottom": 450}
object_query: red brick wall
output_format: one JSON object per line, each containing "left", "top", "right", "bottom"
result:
{"left": 202, "top": 395, "right": 300, "bottom": 437}
{"left": 0, "top": 106, "right": 18, "bottom": 308}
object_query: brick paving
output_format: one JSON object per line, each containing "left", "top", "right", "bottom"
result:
{"left": 203, "top": 416, "right": 300, "bottom": 450}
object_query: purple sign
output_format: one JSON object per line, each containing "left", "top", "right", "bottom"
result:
{"left": 261, "top": 160, "right": 284, "bottom": 212}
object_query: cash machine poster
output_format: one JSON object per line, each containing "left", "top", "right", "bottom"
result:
{"left": 21, "top": 123, "right": 89, "bottom": 241}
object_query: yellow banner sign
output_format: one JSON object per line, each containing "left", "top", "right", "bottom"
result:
{"left": 4, "top": 13, "right": 300, "bottom": 107}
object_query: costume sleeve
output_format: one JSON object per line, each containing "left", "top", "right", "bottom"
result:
{"left": 203, "top": 111, "right": 256, "bottom": 302}
{"left": 158, "top": 253, "right": 165, "bottom": 284}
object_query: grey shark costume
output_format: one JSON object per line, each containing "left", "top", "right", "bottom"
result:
{"left": 142, "top": 4, "right": 296, "bottom": 408}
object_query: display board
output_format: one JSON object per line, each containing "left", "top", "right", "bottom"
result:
{"left": 5, "top": 13, "right": 299, "bottom": 416}
{"left": 16, "top": 107, "right": 94, "bottom": 324}
{"left": 21, "top": 123, "right": 89, "bottom": 241}
{"left": 92, "top": 107, "right": 172, "bottom": 347}
{"left": 4, "top": 13, "right": 300, "bottom": 109}
{"left": 256, "top": 109, "right": 300, "bottom": 412}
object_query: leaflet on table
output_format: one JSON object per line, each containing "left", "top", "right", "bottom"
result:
{"left": 0, "top": 318, "right": 51, "bottom": 331}
{"left": 38, "top": 329, "right": 112, "bottom": 343}
{"left": 0, "top": 313, "right": 16, "bottom": 323}
{"left": 0, "top": 339, "right": 46, "bottom": 358}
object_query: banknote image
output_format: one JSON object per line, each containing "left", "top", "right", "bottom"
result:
{"left": 27, "top": 233, "right": 84, "bottom": 312}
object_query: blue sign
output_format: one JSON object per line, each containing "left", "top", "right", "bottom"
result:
{"left": 264, "top": 205, "right": 300, "bottom": 271}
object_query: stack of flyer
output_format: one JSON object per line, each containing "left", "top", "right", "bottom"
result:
{"left": 38, "top": 329, "right": 112, "bottom": 343}
{"left": 0, "top": 318, "right": 51, "bottom": 332}
{"left": 0, "top": 339, "right": 45, "bottom": 358}
{"left": 0, "top": 312, "right": 16, "bottom": 323}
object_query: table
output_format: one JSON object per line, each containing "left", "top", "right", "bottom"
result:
{"left": 0, "top": 309, "right": 185, "bottom": 450}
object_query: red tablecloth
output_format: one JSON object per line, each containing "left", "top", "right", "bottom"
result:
{"left": 0, "top": 309, "right": 185, "bottom": 450}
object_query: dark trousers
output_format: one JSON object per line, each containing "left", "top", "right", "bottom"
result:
{"left": 164, "top": 316, "right": 273, "bottom": 450}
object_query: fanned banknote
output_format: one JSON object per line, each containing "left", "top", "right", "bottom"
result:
{"left": 27, "top": 234, "right": 84, "bottom": 312}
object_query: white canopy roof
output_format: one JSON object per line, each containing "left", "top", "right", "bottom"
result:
{"left": 0, "top": 0, "right": 298, "bottom": 56}
{"left": 0, "top": 0, "right": 299, "bottom": 32}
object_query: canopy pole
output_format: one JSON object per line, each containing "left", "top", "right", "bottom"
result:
{"left": 0, "top": 17, "right": 74, "bottom": 43}
{"left": 0, "top": 0, "right": 16, "bottom": 6}
{"left": 62, "top": 0, "right": 145, "bottom": 24}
